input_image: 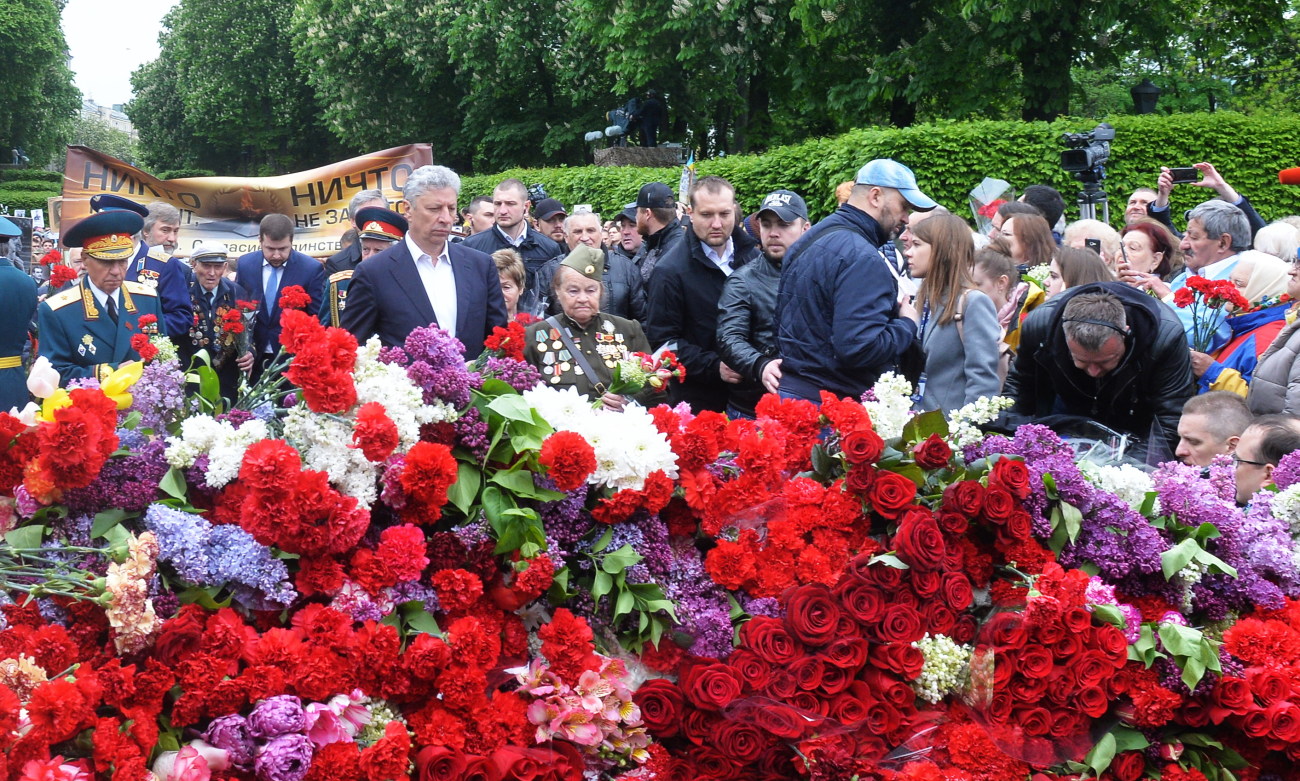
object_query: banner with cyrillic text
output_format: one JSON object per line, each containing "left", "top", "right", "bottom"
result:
{"left": 61, "top": 144, "right": 434, "bottom": 258}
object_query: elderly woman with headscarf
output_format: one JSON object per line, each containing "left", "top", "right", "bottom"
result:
{"left": 1196, "top": 249, "right": 1295, "bottom": 395}
{"left": 523, "top": 245, "right": 662, "bottom": 411}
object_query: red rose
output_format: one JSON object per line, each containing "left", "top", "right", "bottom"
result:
{"left": 1016, "top": 706, "right": 1052, "bottom": 736}
{"left": 1062, "top": 606, "right": 1092, "bottom": 634}
{"left": 710, "top": 720, "right": 772, "bottom": 764}
{"left": 751, "top": 703, "right": 815, "bottom": 739}
{"left": 1071, "top": 651, "right": 1114, "bottom": 689}
{"left": 791, "top": 656, "right": 825, "bottom": 691}
{"left": 1249, "top": 668, "right": 1291, "bottom": 706}
{"left": 845, "top": 464, "right": 876, "bottom": 495}
{"left": 784, "top": 584, "right": 843, "bottom": 647}
{"left": 936, "top": 510, "right": 969, "bottom": 535}
{"left": 822, "top": 637, "right": 869, "bottom": 671}
{"left": 990, "top": 457, "right": 1032, "bottom": 498}
{"left": 1269, "top": 703, "right": 1300, "bottom": 743}
{"left": 870, "top": 471, "right": 918, "bottom": 519}
{"left": 829, "top": 684, "right": 872, "bottom": 725}
{"left": 864, "top": 701, "right": 903, "bottom": 736}
{"left": 741, "top": 617, "right": 803, "bottom": 665}
{"left": 681, "top": 662, "right": 744, "bottom": 711}
{"left": 834, "top": 579, "right": 886, "bottom": 625}
{"left": 1053, "top": 633, "right": 1082, "bottom": 658}
{"left": 912, "top": 433, "right": 952, "bottom": 469}
{"left": 728, "top": 649, "right": 772, "bottom": 691}
{"left": 1242, "top": 708, "right": 1272, "bottom": 739}
{"left": 1050, "top": 710, "right": 1089, "bottom": 738}
{"left": 869, "top": 642, "right": 924, "bottom": 679}
{"left": 981, "top": 487, "right": 1015, "bottom": 525}
{"left": 925, "top": 603, "right": 957, "bottom": 635}
{"left": 1092, "top": 625, "right": 1129, "bottom": 665}
{"left": 985, "top": 611, "right": 1028, "bottom": 648}
{"left": 1111, "top": 752, "right": 1145, "bottom": 781}
{"left": 876, "top": 604, "right": 924, "bottom": 643}
{"left": 841, "top": 429, "right": 885, "bottom": 465}
{"left": 952, "top": 615, "right": 978, "bottom": 644}
{"left": 764, "top": 668, "right": 798, "bottom": 700}
{"left": 818, "top": 665, "right": 853, "bottom": 695}
{"left": 893, "top": 508, "right": 946, "bottom": 571}
{"left": 682, "top": 709, "right": 723, "bottom": 746}
{"left": 685, "top": 746, "right": 742, "bottom": 780}
{"left": 634, "top": 679, "right": 685, "bottom": 737}
{"left": 943, "top": 480, "right": 985, "bottom": 517}
{"left": 416, "top": 746, "right": 476, "bottom": 781}
{"left": 1210, "top": 676, "right": 1252, "bottom": 722}
{"left": 911, "top": 570, "right": 941, "bottom": 597}
{"left": 1075, "top": 685, "right": 1109, "bottom": 718}
{"left": 1015, "top": 646, "right": 1054, "bottom": 679}
{"left": 940, "top": 573, "right": 973, "bottom": 611}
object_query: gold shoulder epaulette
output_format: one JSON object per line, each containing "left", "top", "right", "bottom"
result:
{"left": 329, "top": 270, "right": 354, "bottom": 284}
{"left": 122, "top": 281, "right": 159, "bottom": 296}
{"left": 147, "top": 246, "right": 171, "bottom": 262}
{"left": 44, "top": 287, "right": 81, "bottom": 311}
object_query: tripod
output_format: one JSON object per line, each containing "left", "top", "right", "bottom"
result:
{"left": 1074, "top": 166, "right": 1109, "bottom": 223}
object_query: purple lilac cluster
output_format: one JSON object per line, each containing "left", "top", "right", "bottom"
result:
{"left": 143, "top": 503, "right": 296, "bottom": 607}
{"left": 1274, "top": 451, "right": 1300, "bottom": 491}
{"left": 454, "top": 406, "right": 490, "bottom": 461}
{"left": 660, "top": 537, "right": 734, "bottom": 659}
{"left": 536, "top": 475, "right": 595, "bottom": 563}
{"left": 128, "top": 358, "right": 189, "bottom": 432}
{"left": 476, "top": 356, "right": 542, "bottom": 393}
{"left": 1153, "top": 461, "right": 1295, "bottom": 615}
{"left": 976, "top": 425, "right": 1170, "bottom": 593}
{"left": 381, "top": 326, "right": 473, "bottom": 408}
{"left": 207, "top": 696, "right": 314, "bottom": 780}
{"left": 62, "top": 438, "right": 169, "bottom": 516}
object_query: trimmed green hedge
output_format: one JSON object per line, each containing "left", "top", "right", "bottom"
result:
{"left": 460, "top": 112, "right": 1300, "bottom": 225}
{"left": 156, "top": 168, "right": 217, "bottom": 180}
{"left": 0, "top": 190, "right": 56, "bottom": 212}
{"left": 0, "top": 169, "right": 61, "bottom": 184}
{"left": 1, "top": 180, "right": 60, "bottom": 192}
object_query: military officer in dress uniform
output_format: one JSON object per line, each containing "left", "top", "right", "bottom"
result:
{"left": 0, "top": 217, "right": 37, "bottom": 411}
{"left": 89, "top": 194, "right": 193, "bottom": 339}
{"left": 322, "top": 207, "right": 408, "bottom": 328}
{"left": 523, "top": 245, "right": 662, "bottom": 412}
{"left": 180, "top": 244, "right": 254, "bottom": 404}
{"left": 37, "top": 209, "right": 165, "bottom": 384}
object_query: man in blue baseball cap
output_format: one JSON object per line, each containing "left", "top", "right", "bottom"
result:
{"left": 0, "top": 216, "right": 37, "bottom": 411}
{"left": 775, "top": 158, "right": 936, "bottom": 401}
{"left": 37, "top": 210, "right": 165, "bottom": 384}
{"left": 89, "top": 194, "right": 193, "bottom": 340}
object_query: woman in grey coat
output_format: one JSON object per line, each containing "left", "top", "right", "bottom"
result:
{"left": 1247, "top": 262, "right": 1300, "bottom": 415}
{"left": 905, "top": 213, "right": 1004, "bottom": 413}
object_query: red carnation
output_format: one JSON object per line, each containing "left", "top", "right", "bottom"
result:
{"left": 538, "top": 430, "right": 596, "bottom": 492}
{"left": 483, "top": 321, "right": 527, "bottom": 361}
{"left": 50, "top": 265, "right": 78, "bottom": 288}
{"left": 352, "top": 402, "right": 400, "bottom": 462}
{"left": 378, "top": 524, "right": 429, "bottom": 581}
{"left": 398, "top": 441, "right": 459, "bottom": 524}
{"left": 430, "top": 568, "right": 483, "bottom": 611}
{"left": 538, "top": 608, "right": 600, "bottom": 681}
{"left": 130, "top": 332, "right": 159, "bottom": 363}
{"left": 278, "top": 284, "right": 312, "bottom": 310}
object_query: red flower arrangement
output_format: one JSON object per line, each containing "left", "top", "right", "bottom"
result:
{"left": 279, "top": 310, "right": 358, "bottom": 414}
{"left": 538, "top": 430, "right": 597, "bottom": 491}
{"left": 49, "top": 265, "right": 77, "bottom": 288}
{"left": 278, "top": 284, "right": 312, "bottom": 311}
{"left": 483, "top": 321, "right": 527, "bottom": 362}
{"left": 1174, "top": 276, "right": 1250, "bottom": 351}
{"left": 352, "top": 402, "right": 400, "bottom": 462}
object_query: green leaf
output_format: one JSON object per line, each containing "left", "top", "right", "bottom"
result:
{"left": 1060, "top": 501, "right": 1083, "bottom": 544}
{"left": 1110, "top": 726, "right": 1150, "bottom": 753}
{"left": 91, "top": 508, "right": 129, "bottom": 539}
{"left": 1161, "top": 538, "right": 1200, "bottom": 580}
{"left": 615, "top": 588, "right": 634, "bottom": 619}
{"left": 811, "top": 444, "right": 837, "bottom": 477}
{"left": 592, "top": 570, "right": 612, "bottom": 603}
{"left": 159, "top": 466, "right": 188, "bottom": 500}
{"left": 1085, "top": 732, "right": 1117, "bottom": 777}
{"left": 5, "top": 525, "right": 44, "bottom": 549}
{"left": 900, "top": 409, "right": 948, "bottom": 444}
{"left": 487, "top": 394, "right": 535, "bottom": 423}
{"left": 478, "top": 379, "right": 515, "bottom": 396}
{"left": 1158, "top": 622, "right": 1203, "bottom": 657}
{"left": 1041, "top": 471, "right": 1059, "bottom": 500}
{"left": 447, "top": 461, "right": 482, "bottom": 515}
{"left": 157, "top": 732, "right": 181, "bottom": 753}
{"left": 195, "top": 364, "right": 220, "bottom": 403}
{"left": 602, "top": 544, "right": 644, "bottom": 574}
{"left": 401, "top": 602, "right": 443, "bottom": 636}
{"left": 1139, "top": 491, "right": 1158, "bottom": 516}
{"left": 592, "top": 526, "right": 614, "bottom": 554}
{"left": 1091, "top": 603, "right": 1126, "bottom": 630}
{"left": 1193, "top": 547, "right": 1238, "bottom": 578}
{"left": 490, "top": 468, "right": 537, "bottom": 497}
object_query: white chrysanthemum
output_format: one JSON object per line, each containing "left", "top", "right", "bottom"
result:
{"left": 1272, "top": 484, "right": 1300, "bottom": 535}
{"left": 1078, "top": 461, "right": 1156, "bottom": 512}
{"left": 353, "top": 336, "right": 456, "bottom": 450}
{"left": 282, "top": 406, "right": 379, "bottom": 507}
{"left": 862, "top": 372, "right": 915, "bottom": 440}
{"left": 165, "top": 417, "right": 270, "bottom": 488}
{"left": 522, "top": 385, "right": 677, "bottom": 490}
{"left": 947, "top": 395, "right": 1014, "bottom": 449}
{"left": 912, "top": 633, "right": 972, "bottom": 704}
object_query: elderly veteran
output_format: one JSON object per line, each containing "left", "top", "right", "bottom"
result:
{"left": 322, "top": 206, "right": 408, "bottom": 328}
{"left": 180, "top": 244, "right": 253, "bottom": 403}
{"left": 37, "top": 209, "right": 164, "bottom": 384}
{"left": 523, "top": 245, "right": 661, "bottom": 411}
{"left": 0, "top": 216, "right": 37, "bottom": 411}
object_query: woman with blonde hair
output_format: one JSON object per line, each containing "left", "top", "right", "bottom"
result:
{"left": 904, "top": 213, "right": 1003, "bottom": 412}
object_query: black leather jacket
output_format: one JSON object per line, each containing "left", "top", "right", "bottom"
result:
{"left": 632, "top": 217, "right": 685, "bottom": 282}
{"left": 716, "top": 252, "right": 780, "bottom": 416}
{"left": 535, "top": 248, "right": 647, "bottom": 322}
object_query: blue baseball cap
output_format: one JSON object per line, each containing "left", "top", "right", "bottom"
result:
{"left": 89, "top": 193, "right": 149, "bottom": 217}
{"left": 854, "top": 159, "right": 937, "bottom": 211}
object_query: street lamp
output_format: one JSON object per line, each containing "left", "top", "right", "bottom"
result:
{"left": 1131, "top": 78, "right": 1161, "bottom": 115}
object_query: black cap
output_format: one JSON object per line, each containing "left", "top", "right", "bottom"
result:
{"left": 532, "top": 198, "right": 567, "bottom": 221}
{"left": 636, "top": 182, "right": 674, "bottom": 209}
{"left": 756, "top": 190, "right": 809, "bottom": 222}
{"left": 89, "top": 194, "right": 149, "bottom": 218}
{"left": 614, "top": 202, "right": 638, "bottom": 224}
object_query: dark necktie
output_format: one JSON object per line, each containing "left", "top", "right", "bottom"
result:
{"left": 208, "top": 290, "right": 217, "bottom": 311}
{"left": 106, "top": 294, "right": 119, "bottom": 325}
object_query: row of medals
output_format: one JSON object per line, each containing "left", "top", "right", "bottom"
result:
{"left": 535, "top": 324, "right": 626, "bottom": 384}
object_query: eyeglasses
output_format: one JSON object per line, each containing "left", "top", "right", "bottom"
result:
{"left": 1231, "top": 453, "right": 1269, "bottom": 468}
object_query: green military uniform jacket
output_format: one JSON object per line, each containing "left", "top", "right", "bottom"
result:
{"left": 524, "top": 312, "right": 661, "bottom": 403}
{"left": 37, "top": 277, "right": 164, "bottom": 384}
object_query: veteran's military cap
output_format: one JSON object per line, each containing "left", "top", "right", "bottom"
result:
{"left": 63, "top": 211, "right": 144, "bottom": 261}
{"left": 354, "top": 207, "right": 408, "bottom": 242}
{"left": 89, "top": 194, "right": 150, "bottom": 218}
{"left": 559, "top": 244, "right": 605, "bottom": 281}
{"left": 190, "top": 243, "right": 230, "bottom": 264}
{"left": 0, "top": 216, "right": 20, "bottom": 239}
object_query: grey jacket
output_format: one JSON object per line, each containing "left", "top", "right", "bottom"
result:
{"left": 919, "top": 290, "right": 1004, "bottom": 414}
{"left": 1248, "top": 317, "right": 1300, "bottom": 415}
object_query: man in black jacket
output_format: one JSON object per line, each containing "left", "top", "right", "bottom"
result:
{"left": 717, "top": 190, "right": 810, "bottom": 417}
{"left": 647, "top": 176, "right": 761, "bottom": 413}
{"left": 463, "top": 178, "right": 564, "bottom": 314}
{"left": 1003, "top": 281, "right": 1194, "bottom": 461}
{"left": 631, "top": 183, "right": 684, "bottom": 282}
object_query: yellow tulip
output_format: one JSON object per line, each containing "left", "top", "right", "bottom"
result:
{"left": 38, "top": 389, "right": 72, "bottom": 422}
{"left": 100, "top": 361, "right": 144, "bottom": 410}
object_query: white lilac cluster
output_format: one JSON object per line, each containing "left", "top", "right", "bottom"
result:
{"left": 911, "top": 633, "right": 972, "bottom": 704}
{"left": 521, "top": 385, "right": 678, "bottom": 490}
{"left": 165, "top": 417, "right": 271, "bottom": 488}
{"left": 1078, "top": 461, "right": 1157, "bottom": 512}
{"left": 1173, "top": 559, "right": 1207, "bottom": 613}
{"left": 1271, "top": 484, "right": 1300, "bottom": 535}
{"left": 862, "top": 372, "right": 915, "bottom": 440}
{"left": 946, "top": 395, "right": 1015, "bottom": 449}
{"left": 353, "top": 337, "right": 456, "bottom": 447}
{"left": 149, "top": 333, "right": 180, "bottom": 365}
{"left": 282, "top": 407, "right": 379, "bottom": 507}
{"left": 1024, "top": 264, "right": 1051, "bottom": 289}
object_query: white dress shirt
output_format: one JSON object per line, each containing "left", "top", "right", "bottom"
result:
{"left": 405, "top": 234, "right": 457, "bottom": 338}
{"left": 702, "top": 238, "right": 736, "bottom": 276}
{"left": 495, "top": 223, "right": 530, "bottom": 248}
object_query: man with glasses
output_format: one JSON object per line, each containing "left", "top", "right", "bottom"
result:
{"left": 775, "top": 158, "right": 935, "bottom": 401}
{"left": 1232, "top": 414, "right": 1300, "bottom": 505}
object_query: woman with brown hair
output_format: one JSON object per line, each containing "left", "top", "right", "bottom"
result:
{"left": 904, "top": 213, "right": 1003, "bottom": 412}
{"left": 1045, "top": 247, "right": 1115, "bottom": 298}
{"left": 1118, "top": 218, "right": 1183, "bottom": 286}
{"left": 999, "top": 212, "right": 1056, "bottom": 270}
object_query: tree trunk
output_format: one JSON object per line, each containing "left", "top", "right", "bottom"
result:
{"left": 1018, "top": 6, "right": 1080, "bottom": 122}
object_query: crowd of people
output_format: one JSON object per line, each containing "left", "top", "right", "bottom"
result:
{"left": 7, "top": 157, "right": 1300, "bottom": 505}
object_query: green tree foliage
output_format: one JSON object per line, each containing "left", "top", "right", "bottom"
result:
{"left": 0, "top": 0, "right": 81, "bottom": 166}
{"left": 61, "top": 114, "right": 139, "bottom": 168}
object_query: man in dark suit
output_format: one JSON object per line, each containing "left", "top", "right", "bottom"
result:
{"left": 342, "top": 165, "right": 508, "bottom": 357}
{"left": 234, "top": 214, "right": 325, "bottom": 381}
{"left": 180, "top": 244, "right": 253, "bottom": 404}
